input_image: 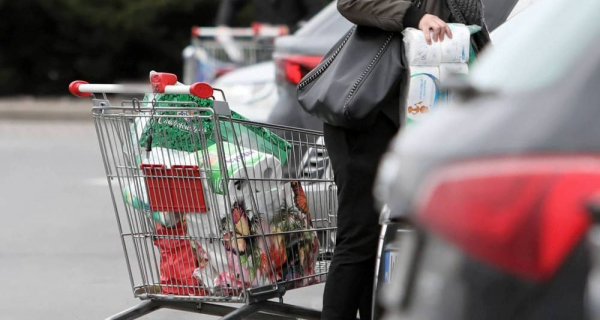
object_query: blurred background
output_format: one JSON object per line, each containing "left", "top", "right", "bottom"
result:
{"left": 0, "top": 0, "right": 238, "bottom": 96}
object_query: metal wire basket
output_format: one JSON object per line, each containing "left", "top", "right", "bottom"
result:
{"left": 183, "top": 26, "right": 286, "bottom": 84}
{"left": 69, "top": 73, "right": 336, "bottom": 320}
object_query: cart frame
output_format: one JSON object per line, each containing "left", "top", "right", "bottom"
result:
{"left": 69, "top": 73, "right": 337, "bottom": 320}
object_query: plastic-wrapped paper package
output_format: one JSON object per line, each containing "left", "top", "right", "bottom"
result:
{"left": 402, "top": 29, "right": 442, "bottom": 66}
{"left": 439, "top": 63, "right": 469, "bottom": 81}
{"left": 441, "top": 24, "right": 472, "bottom": 63}
{"left": 191, "top": 142, "right": 283, "bottom": 195}
{"left": 440, "top": 63, "right": 469, "bottom": 104}
{"left": 406, "top": 67, "right": 442, "bottom": 124}
{"left": 403, "top": 24, "right": 481, "bottom": 66}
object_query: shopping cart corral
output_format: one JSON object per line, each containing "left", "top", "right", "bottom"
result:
{"left": 183, "top": 25, "right": 288, "bottom": 84}
{"left": 69, "top": 72, "right": 337, "bottom": 320}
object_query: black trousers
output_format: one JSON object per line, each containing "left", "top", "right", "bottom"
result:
{"left": 322, "top": 114, "right": 398, "bottom": 320}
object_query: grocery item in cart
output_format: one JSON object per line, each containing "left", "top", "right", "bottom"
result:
{"left": 143, "top": 147, "right": 198, "bottom": 168}
{"left": 138, "top": 93, "right": 291, "bottom": 164}
{"left": 213, "top": 181, "right": 318, "bottom": 291}
{"left": 187, "top": 182, "right": 294, "bottom": 291}
{"left": 192, "top": 142, "right": 282, "bottom": 195}
{"left": 122, "top": 181, "right": 181, "bottom": 228}
{"left": 187, "top": 212, "right": 229, "bottom": 289}
{"left": 154, "top": 220, "right": 204, "bottom": 296}
{"left": 218, "top": 119, "right": 291, "bottom": 166}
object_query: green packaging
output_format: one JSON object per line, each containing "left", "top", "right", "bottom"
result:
{"left": 193, "top": 142, "right": 280, "bottom": 195}
{"left": 138, "top": 94, "right": 291, "bottom": 165}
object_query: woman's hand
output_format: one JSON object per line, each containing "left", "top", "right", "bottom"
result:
{"left": 418, "top": 14, "right": 453, "bottom": 45}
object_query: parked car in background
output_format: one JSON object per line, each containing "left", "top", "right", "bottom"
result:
{"left": 374, "top": 0, "right": 600, "bottom": 319}
{"left": 372, "top": 3, "right": 540, "bottom": 317}
{"left": 213, "top": 61, "right": 278, "bottom": 122}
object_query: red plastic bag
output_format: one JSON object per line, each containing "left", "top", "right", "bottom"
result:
{"left": 154, "top": 219, "right": 203, "bottom": 296}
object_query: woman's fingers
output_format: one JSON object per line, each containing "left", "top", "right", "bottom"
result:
{"left": 432, "top": 24, "right": 440, "bottom": 42}
{"left": 422, "top": 25, "right": 432, "bottom": 45}
{"left": 437, "top": 22, "right": 446, "bottom": 42}
{"left": 418, "top": 14, "right": 453, "bottom": 45}
{"left": 444, "top": 24, "right": 453, "bottom": 40}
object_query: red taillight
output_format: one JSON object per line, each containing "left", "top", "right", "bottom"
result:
{"left": 416, "top": 156, "right": 598, "bottom": 281}
{"left": 275, "top": 55, "right": 322, "bottom": 85}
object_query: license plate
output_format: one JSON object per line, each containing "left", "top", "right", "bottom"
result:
{"left": 384, "top": 250, "right": 398, "bottom": 283}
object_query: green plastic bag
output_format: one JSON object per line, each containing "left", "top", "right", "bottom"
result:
{"left": 138, "top": 94, "right": 215, "bottom": 152}
{"left": 138, "top": 94, "right": 291, "bottom": 165}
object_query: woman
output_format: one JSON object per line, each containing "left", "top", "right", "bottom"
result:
{"left": 322, "top": 1, "right": 490, "bottom": 319}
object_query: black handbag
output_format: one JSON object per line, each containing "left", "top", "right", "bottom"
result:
{"left": 296, "top": 25, "right": 404, "bottom": 129}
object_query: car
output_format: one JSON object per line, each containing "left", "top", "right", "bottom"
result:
{"left": 213, "top": 61, "right": 278, "bottom": 123}
{"left": 374, "top": 0, "right": 600, "bottom": 319}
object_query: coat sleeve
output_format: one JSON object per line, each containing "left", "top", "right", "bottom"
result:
{"left": 337, "top": 0, "right": 425, "bottom": 31}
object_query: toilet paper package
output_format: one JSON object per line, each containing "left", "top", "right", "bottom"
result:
{"left": 402, "top": 29, "right": 442, "bottom": 66}
{"left": 439, "top": 63, "right": 469, "bottom": 82}
{"left": 192, "top": 142, "right": 283, "bottom": 195}
{"left": 440, "top": 63, "right": 469, "bottom": 104}
{"left": 403, "top": 24, "right": 481, "bottom": 66}
{"left": 441, "top": 24, "right": 472, "bottom": 63}
{"left": 406, "top": 67, "right": 442, "bottom": 124}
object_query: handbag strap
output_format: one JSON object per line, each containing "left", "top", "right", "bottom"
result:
{"left": 297, "top": 26, "right": 357, "bottom": 90}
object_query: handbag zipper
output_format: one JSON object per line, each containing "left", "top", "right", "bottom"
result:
{"left": 297, "top": 26, "right": 356, "bottom": 90}
{"left": 343, "top": 33, "right": 395, "bottom": 114}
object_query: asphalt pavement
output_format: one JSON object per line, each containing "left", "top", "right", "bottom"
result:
{"left": 0, "top": 102, "right": 325, "bottom": 320}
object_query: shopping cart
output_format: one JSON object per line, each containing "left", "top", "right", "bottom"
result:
{"left": 69, "top": 72, "right": 337, "bottom": 320}
{"left": 183, "top": 24, "right": 288, "bottom": 84}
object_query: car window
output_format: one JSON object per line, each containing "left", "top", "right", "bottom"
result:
{"left": 470, "top": 0, "right": 600, "bottom": 93}
{"left": 294, "top": 2, "right": 351, "bottom": 37}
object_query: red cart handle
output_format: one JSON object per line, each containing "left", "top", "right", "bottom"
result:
{"left": 68, "top": 77, "right": 214, "bottom": 99}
